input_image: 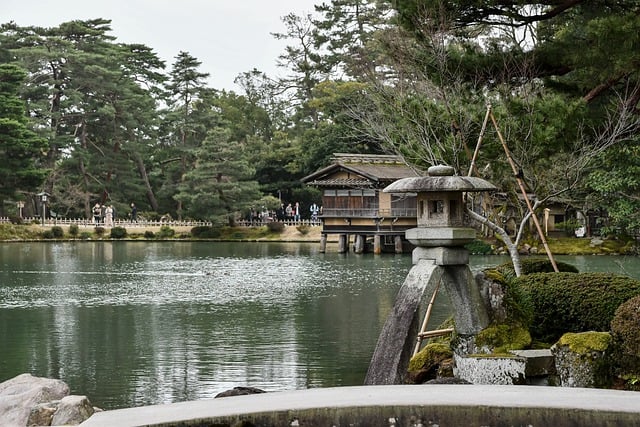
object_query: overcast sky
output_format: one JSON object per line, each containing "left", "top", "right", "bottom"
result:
{"left": 3, "top": 0, "right": 319, "bottom": 91}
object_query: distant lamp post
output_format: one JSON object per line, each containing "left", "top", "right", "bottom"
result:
{"left": 37, "top": 192, "right": 49, "bottom": 226}
{"left": 16, "top": 201, "right": 24, "bottom": 219}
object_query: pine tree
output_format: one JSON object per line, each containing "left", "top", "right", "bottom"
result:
{"left": 0, "top": 63, "right": 48, "bottom": 199}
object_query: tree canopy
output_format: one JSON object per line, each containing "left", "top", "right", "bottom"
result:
{"left": 0, "top": 1, "right": 638, "bottom": 233}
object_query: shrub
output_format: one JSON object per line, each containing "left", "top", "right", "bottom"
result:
{"left": 110, "top": 226, "right": 127, "bottom": 239}
{"left": 465, "top": 239, "right": 493, "bottom": 255}
{"left": 144, "top": 230, "right": 155, "bottom": 239}
{"left": 497, "top": 258, "right": 579, "bottom": 276}
{"left": 266, "top": 222, "right": 285, "bottom": 233}
{"left": 42, "top": 230, "right": 54, "bottom": 239}
{"left": 9, "top": 216, "right": 23, "bottom": 225}
{"left": 611, "top": 295, "right": 640, "bottom": 379}
{"left": 296, "top": 224, "right": 310, "bottom": 235}
{"left": 79, "top": 232, "right": 91, "bottom": 240}
{"left": 50, "top": 226, "right": 64, "bottom": 238}
{"left": 94, "top": 226, "right": 105, "bottom": 237}
{"left": 68, "top": 224, "right": 79, "bottom": 237}
{"left": 516, "top": 272, "right": 640, "bottom": 343}
{"left": 157, "top": 225, "right": 175, "bottom": 238}
{"left": 190, "top": 226, "right": 221, "bottom": 238}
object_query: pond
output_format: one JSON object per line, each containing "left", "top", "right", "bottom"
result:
{"left": 0, "top": 242, "right": 637, "bottom": 410}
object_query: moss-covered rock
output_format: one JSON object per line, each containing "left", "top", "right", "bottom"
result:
{"left": 475, "top": 323, "right": 532, "bottom": 354}
{"left": 556, "top": 332, "right": 612, "bottom": 354}
{"left": 552, "top": 332, "right": 613, "bottom": 388}
{"left": 407, "top": 342, "right": 453, "bottom": 384}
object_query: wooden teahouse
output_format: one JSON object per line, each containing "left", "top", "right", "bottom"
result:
{"left": 302, "top": 153, "right": 422, "bottom": 254}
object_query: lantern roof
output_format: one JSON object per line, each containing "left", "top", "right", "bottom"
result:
{"left": 383, "top": 165, "right": 496, "bottom": 193}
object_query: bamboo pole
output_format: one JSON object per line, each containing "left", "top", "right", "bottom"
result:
{"left": 413, "top": 281, "right": 441, "bottom": 357}
{"left": 468, "top": 104, "right": 492, "bottom": 177}
{"left": 489, "top": 111, "right": 559, "bottom": 272}
{"left": 417, "top": 328, "right": 455, "bottom": 339}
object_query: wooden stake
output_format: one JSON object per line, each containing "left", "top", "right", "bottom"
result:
{"left": 489, "top": 111, "right": 559, "bottom": 273}
{"left": 413, "top": 280, "right": 441, "bottom": 357}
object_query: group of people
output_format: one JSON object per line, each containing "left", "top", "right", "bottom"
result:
{"left": 278, "top": 202, "right": 321, "bottom": 221}
{"left": 245, "top": 201, "right": 322, "bottom": 224}
{"left": 92, "top": 202, "right": 137, "bottom": 226}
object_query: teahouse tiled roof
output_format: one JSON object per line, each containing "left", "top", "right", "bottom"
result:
{"left": 302, "top": 153, "right": 421, "bottom": 188}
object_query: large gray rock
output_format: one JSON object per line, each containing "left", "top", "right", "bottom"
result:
{"left": 0, "top": 373, "right": 69, "bottom": 426}
{"left": 50, "top": 395, "right": 95, "bottom": 426}
{"left": 0, "top": 373, "right": 95, "bottom": 426}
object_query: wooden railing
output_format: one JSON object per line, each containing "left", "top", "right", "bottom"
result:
{"left": 320, "top": 208, "right": 417, "bottom": 218}
{"left": 236, "top": 219, "right": 322, "bottom": 227}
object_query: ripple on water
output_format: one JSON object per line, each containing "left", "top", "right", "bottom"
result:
{"left": 0, "top": 254, "right": 406, "bottom": 309}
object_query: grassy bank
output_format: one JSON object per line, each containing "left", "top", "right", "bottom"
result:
{"left": 0, "top": 223, "right": 635, "bottom": 255}
{"left": 0, "top": 222, "right": 327, "bottom": 242}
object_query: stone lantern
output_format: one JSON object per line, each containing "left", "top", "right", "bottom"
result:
{"left": 365, "top": 165, "right": 497, "bottom": 385}
{"left": 385, "top": 164, "right": 497, "bottom": 265}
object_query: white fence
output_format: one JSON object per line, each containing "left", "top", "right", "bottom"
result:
{"left": 0, "top": 216, "right": 212, "bottom": 228}
{"left": 0, "top": 217, "right": 321, "bottom": 228}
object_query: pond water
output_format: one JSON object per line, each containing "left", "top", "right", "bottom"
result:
{"left": 0, "top": 242, "right": 637, "bottom": 410}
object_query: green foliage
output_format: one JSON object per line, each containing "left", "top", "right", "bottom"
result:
{"left": 94, "top": 227, "right": 106, "bottom": 237}
{"left": 79, "top": 232, "right": 91, "bottom": 240}
{"left": 157, "top": 225, "right": 175, "bottom": 238}
{"left": 266, "top": 222, "right": 285, "bottom": 233}
{"left": 68, "top": 224, "right": 79, "bottom": 237}
{"left": 190, "top": 226, "right": 222, "bottom": 239}
{"left": 516, "top": 272, "right": 640, "bottom": 343}
{"left": 497, "top": 258, "right": 579, "bottom": 276}
{"left": 465, "top": 239, "right": 493, "bottom": 255}
{"left": 0, "top": 63, "right": 48, "bottom": 198}
{"left": 174, "top": 127, "right": 262, "bottom": 223}
{"left": 41, "top": 230, "right": 54, "bottom": 239}
{"left": 611, "top": 295, "right": 640, "bottom": 378}
{"left": 109, "top": 226, "right": 127, "bottom": 239}
{"left": 144, "top": 230, "right": 155, "bottom": 239}
{"left": 50, "top": 226, "right": 64, "bottom": 238}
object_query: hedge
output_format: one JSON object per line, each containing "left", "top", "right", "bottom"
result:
{"left": 515, "top": 272, "right": 640, "bottom": 343}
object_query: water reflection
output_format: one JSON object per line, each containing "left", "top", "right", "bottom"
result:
{"left": 0, "top": 242, "right": 414, "bottom": 409}
{"left": 0, "top": 243, "right": 637, "bottom": 410}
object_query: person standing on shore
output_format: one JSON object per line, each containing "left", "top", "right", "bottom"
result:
{"left": 130, "top": 203, "right": 137, "bottom": 223}
{"left": 105, "top": 205, "right": 114, "bottom": 227}
{"left": 92, "top": 203, "right": 101, "bottom": 225}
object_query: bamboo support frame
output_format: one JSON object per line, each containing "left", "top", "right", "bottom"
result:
{"left": 417, "top": 328, "right": 455, "bottom": 339}
{"left": 489, "top": 111, "right": 559, "bottom": 272}
{"left": 412, "top": 281, "right": 441, "bottom": 357}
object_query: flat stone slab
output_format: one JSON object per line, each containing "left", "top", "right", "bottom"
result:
{"left": 80, "top": 385, "right": 640, "bottom": 427}
{"left": 511, "top": 349, "right": 556, "bottom": 376}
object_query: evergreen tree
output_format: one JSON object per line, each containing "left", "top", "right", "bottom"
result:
{"left": 175, "top": 127, "right": 261, "bottom": 224}
{"left": 0, "top": 63, "right": 48, "bottom": 199}
{"left": 160, "top": 51, "right": 210, "bottom": 219}
{"left": 313, "top": 0, "right": 394, "bottom": 77}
